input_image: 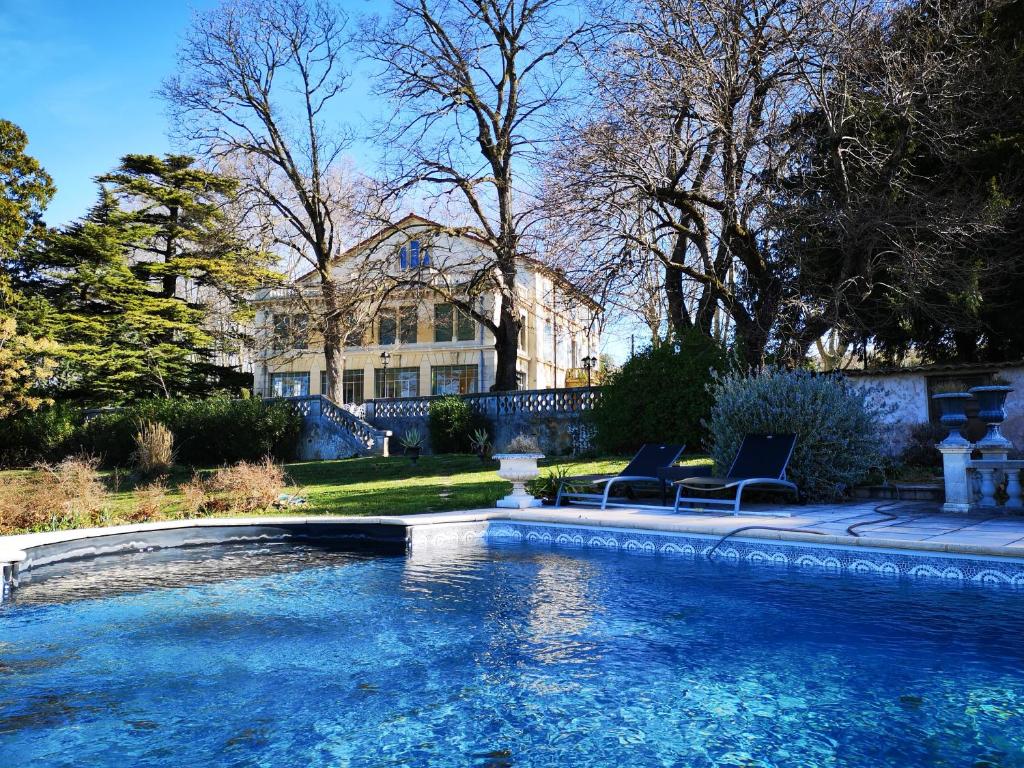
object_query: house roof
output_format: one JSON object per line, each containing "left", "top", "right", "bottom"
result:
{"left": 844, "top": 359, "right": 1024, "bottom": 377}
{"left": 293, "top": 213, "right": 602, "bottom": 312}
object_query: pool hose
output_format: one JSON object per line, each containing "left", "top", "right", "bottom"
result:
{"left": 705, "top": 491, "right": 928, "bottom": 562}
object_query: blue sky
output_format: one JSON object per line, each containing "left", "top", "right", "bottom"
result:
{"left": 2, "top": 0, "right": 204, "bottom": 224}
{"left": 1, "top": 0, "right": 638, "bottom": 358}
{"left": 0, "top": 0, "right": 382, "bottom": 226}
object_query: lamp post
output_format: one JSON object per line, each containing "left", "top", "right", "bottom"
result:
{"left": 380, "top": 350, "right": 392, "bottom": 398}
{"left": 582, "top": 355, "right": 598, "bottom": 388}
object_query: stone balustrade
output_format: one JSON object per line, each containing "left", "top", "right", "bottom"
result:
{"left": 364, "top": 386, "right": 602, "bottom": 455}
{"left": 940, "top": 444, "right": 1024, "bottom": 514}
{"left": 282, "top": 395, "right": 392, "bottom": 458}
{"left": 967, "top": 460, "right": 1024, "bottom": 511}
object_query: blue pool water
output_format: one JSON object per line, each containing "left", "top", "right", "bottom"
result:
{"left": 3, "top": 541, "right": 1024, "bottom": 767}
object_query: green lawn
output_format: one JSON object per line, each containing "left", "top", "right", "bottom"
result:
{"left": 1, "top": 453, "right": 715, "bottom": 535}
{"left": 284, "top": 454, "right": 626, "bottom": 516}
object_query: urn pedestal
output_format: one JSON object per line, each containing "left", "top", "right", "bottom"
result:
{"left": 494, "top": 453, "right": 544, "bottom": 509}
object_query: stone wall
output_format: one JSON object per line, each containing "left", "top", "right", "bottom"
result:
{"left": 845, "top": 363, "right": 1024, "bottom": 456}
{"left": 365, "top": 387, "right": 600, "bottom": 456}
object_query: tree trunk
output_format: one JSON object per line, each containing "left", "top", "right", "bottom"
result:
{"left": 162, "top": 204, "right": 180, "bottom": 299}
{"left": 664, "top": 244, "right": 692, "bottom": 341}
{"left": 492, "top": 299, "right": 521, "bottom": 392}
{"left": 320, "top": 277, "right": 345, "bottom": 402}
{"left": 733, "top": 319, "right": 769, "bottom": 371}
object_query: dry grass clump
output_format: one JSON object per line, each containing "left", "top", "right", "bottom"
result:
{"left": 210, "top": 458, "right": 285, "bottom": 514}
{"left": 123, "top": 480, "right": 170, "bottom": 524}
{"left": 179, "top": 474, "right": 228, "bottom": 518}
{"left": 179, "top": 458, "right": 285, "bottom": 517}
{"left": 0, "top": 456, "right": 108, "bottom": 534}
{"left": 132, "top": 420, "right": 175, "bottom": 477}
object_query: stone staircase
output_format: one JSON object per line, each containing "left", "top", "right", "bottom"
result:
{"left": 285, "top": 396, "right": 391, "bottom": 460}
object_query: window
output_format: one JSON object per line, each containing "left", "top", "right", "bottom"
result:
{"left": 381, "top": 307, "right": 416, "bottom": 344}
{"left": 456, "top": 309, "right": 475, "bottom": 341}
{"left": 400, "top": 306, "right": 417, "bottom": 343}
{"left": 399, "top": 240, "right": 430, "bottom": 270}
{"left": 272, "top": 314, "right": 308, "bottom": 350}
{"left": 270, "top": 372, "right": 309, "bottom": 398}
{"left": 320, "top": 369, "right": 365, "bottom": 404}
{"left": 434, "top": 303, "right": 476, "bottom": 342}
{"left": 434, "top": 303, "right": 453, "bottom": 342}
{"left": 379, "top": 306, "right": 416, "bottom": 345}
{"left": 375, "top": 367, "right": 420, "bottom": 398}
{"left": 431, "top": 364, "right": 479, "bottom": 395}
{"left": 516, "top": 369, "right": 527, "bottom": 390}
{"left": 379, "top": 312, "right": 397, "bottom": 345}
{"left": 558, "top": 333, "right": 571, "bottom": 368}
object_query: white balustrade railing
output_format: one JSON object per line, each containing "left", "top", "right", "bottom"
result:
{"left": 968, "top": 460, "right": 1024, "bottom": 511}
{"left": 367, "top": 386, "right": 602, "bottom": 420}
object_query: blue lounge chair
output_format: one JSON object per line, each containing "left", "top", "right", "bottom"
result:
{"left": 673, "top": 434, "right": 798, "bottom": 515}
{"left": 556, "top": 443, "right": 686, "bottom": 509}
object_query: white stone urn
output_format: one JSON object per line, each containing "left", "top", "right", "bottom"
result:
{"left": 493, "top": 453, "right": 544, "bottom": 509}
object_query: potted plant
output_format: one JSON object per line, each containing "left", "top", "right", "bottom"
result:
{"left": 493, "top": 433, "right": 544, "bottom": 508}
{"left": 969, "top": 378, "right": 1015, "bottom": 451}
{"left": 931, "top": 382, "right": 974, "bottom": 446}
{"left": 469, "top": 428, "right": 492, "bottom": 464}
{"left": 399, "top": 429, "right": 424, "bottom": 464}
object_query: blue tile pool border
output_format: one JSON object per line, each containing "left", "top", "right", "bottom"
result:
{"left": 482, "top": 521, "right": 1024, "bottom": 588}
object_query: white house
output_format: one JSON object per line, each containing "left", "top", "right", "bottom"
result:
{"left": 253, "top": 215, "right": 602, "bottom": 401}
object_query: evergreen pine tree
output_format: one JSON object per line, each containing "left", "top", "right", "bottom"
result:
{"left": 26, "top": 155, "right": 278, "bottom": 404}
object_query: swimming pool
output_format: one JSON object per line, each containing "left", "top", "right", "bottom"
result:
{"left": 2, "top": 539, "right": 1024, "bottom": 766}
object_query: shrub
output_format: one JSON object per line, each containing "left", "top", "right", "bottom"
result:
{"left": 77, "top": 396, "right": 302, "bottom": 468}
{"left": 132, "top": 421, "right": 175, "bottom": 476}
{"left": 591, "top": 333, "right": 730, "bottom": 454}
{"left": 0, "top": 404, "right": 79, "bottom": 468}
{"left": 77, "top": 411, "right": 140, "bottom": 467}
{"left": 706, "top": 369, "right": 884, "bottom": 501}
{"left": 528, "top": 464, "right": 570, "bottom": 501}
{"left": 0, "top": 456, "right": 108, "bottom": 534}
{"left": 899, "top": 422, "right": 947, "bottom": 469}
{"left": 428, "top": 395, "right": 490, "bottom": 453}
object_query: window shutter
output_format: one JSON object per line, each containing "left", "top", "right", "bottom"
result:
{"left": 410, "top": 240, "right": 420, "bottom": 268}
{"left": 399, "top": 246, "right": 408, "bottom": 270}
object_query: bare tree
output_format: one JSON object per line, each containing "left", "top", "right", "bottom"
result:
{"left": 775, "top": 0, "right": 1019, "bottom": 364}
{"left": 360, "top": 0, "right": 588, "bottom": 391}
{"left": 544, "top": 202, "right": 671, "bottom": 348}
{"left": 546, "top": 0, "right": 882, "bottom": 367}
{"left": 162, "top": 0, "right": 372, "bottom": 401}
{"left": 550, "top": 0, "right": 1016, "bottom": 367}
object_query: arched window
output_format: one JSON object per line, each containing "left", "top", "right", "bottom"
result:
{"left": 399, "top": 240, "right": 430, "bottom": 270}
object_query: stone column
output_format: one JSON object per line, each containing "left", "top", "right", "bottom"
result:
{"left": 938, "top": 442, "right": 974, "bottom": 514}
{"left": 976, "top": 466, "right": 999, "bottom": 508}
{"left": 1005, "top": 468, "right": 1023, "bottom": 511}
{"left": 372, "top": 430, "right": 391, "bottom": 458}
